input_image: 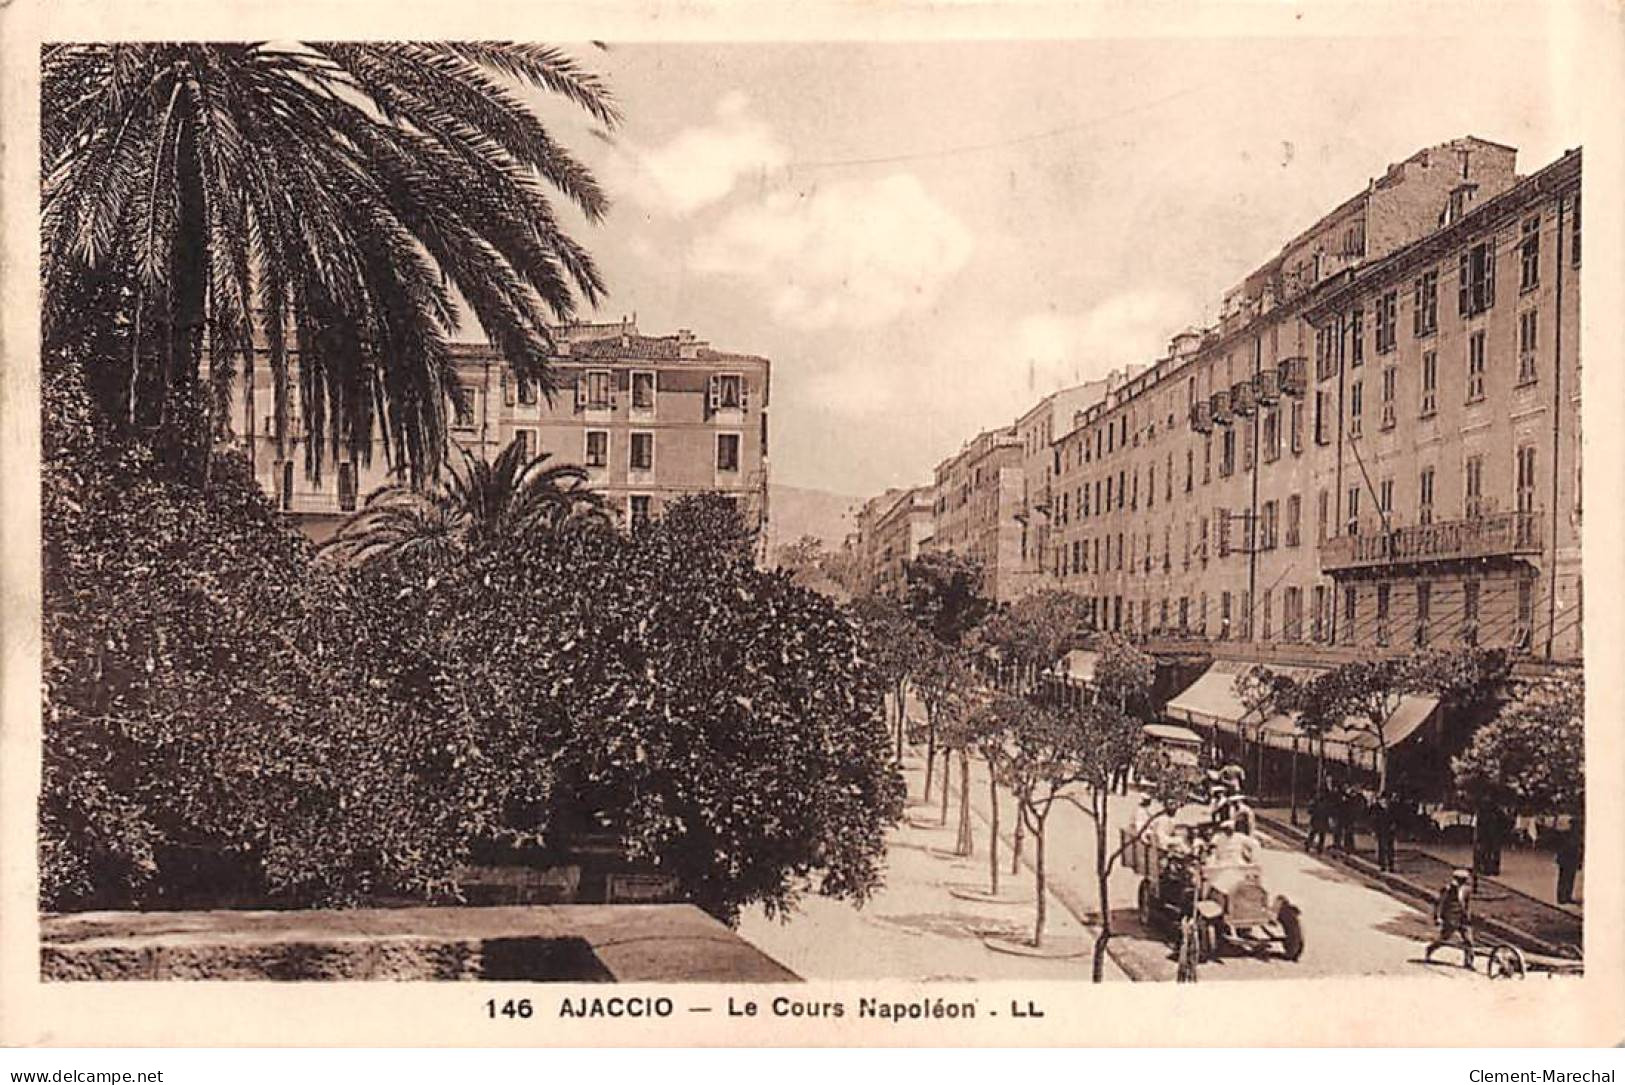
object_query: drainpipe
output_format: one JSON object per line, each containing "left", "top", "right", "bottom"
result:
{"left": 1547, "top": 191, "right": 1567, "bottom": 660}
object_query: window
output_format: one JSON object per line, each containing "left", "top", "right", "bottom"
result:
{"left": 1376, "top": 582, "right": 1391, "bottom": 646}
{"left": 712, "top": 373, "right": 744, "bottom": 411}
{"left": 1381, "top": 366, "right": 1397, "bottom": 429}
{"left": 1312, "top": 585, "right": 1326, "bottom": 642}
{"left": 1290, "top": 400, "right": 1304, "bottom": 454}
{"left": 1314, "top": 389, "right": 1330, "bottom": 445}
{"left": 1342, "top": 585, "right": 1357, "bottom": 644}
{"left": 585, "top": 369, "right": 613, "bottom": 409}
{"left": 1419, "top": 467, "right": 1435, "bottom": 526}
{"left": 1465, "top": 455, "right": 1484, "bottom": 518}
{"left": 1243, "top": 423, "right": 1255, "bottom": 470}
{"left": 1347, "top": 486, "right": 1361, "bottom": 537}
{"left": 1218, "top": 510, "right": 1231, "bottom": 558}
{"left": 1261, "top": 500, "right": 1278, "bottom": 550}
{"left": 1463, "top": 580, "right": 1481, "bottom": 644}
{"left": 1517, "top": 577, "right": 1535, "bottom": 644}
{"left": 1166, "top": 452, "right": 1173, "bottom": 502}
{"left": 1185, "top": 448, "right": 1194, "bottom": 492}
{"left": 1415, "top": 582, "right": 1432, "bottom": 647}
{"left": 630, "top": 431, "right": 654, "bottom": 472}
{"left": 1119, "top": 470, "right": 1127, "bottom": 510}
{"left": 1375, "top": 291, "right": 1398, "bottom": 353}
{"left": 629, "top": 494, "right": 652, "bottom": 531}
{"left": 1351, "top": 308, "right": 1365, "bottom": 366}
{"left": 1316, "top": 325, "right": 1338, "bottom": 380}
{"left": 518, "top": 377, "right": 538, "bottom": 406}
{"left": 1458, "top": 238, "right": 1497, "bottom": 316}
{"left": 1413, "top": 268, "right": 1439, "bottom": 337}
{"left": 513, "top": 428, "right": 534, "bottom": 461}
{"left": 1203, "top": 435, "right": 1213, "bottom": 482}
{"left": 1220, "top": 430, "right": 1235, "bottom": 476}
{"left": 1520, "top": 215, "right": 1540, "bottom": 292}
{"left": 1263, "top": 409, "right": 1280, "bottom": 462}
{"left": 338, "top": 463, "right": 357, "bottom": 512}
{"left": 1284, "top": 586, "right": 1302, "bottom": 643}
{"left": 1467, "top": 331, "right": 1487, "bottom": 401}
{"left": 1262, "top": 590, "right": 1273, "bottom": 641}
{"left": 1220, "top": 592, "right": 1232, "bottom": 640}
{"left": 1198, "top": 515, "right": 1209, "bottom": 565}
{"left": 1147, "top": 465, "right": 1155, "bottom": 509}
{"left": 1106, "top": 476, "right": 1114, "bottom": 510}
{"left": 1518, "top": 309, "right": 1538, "bottom": 384}
{"left": 1317, "top": 489, "right": 1329, "bottom": 544}
{"left": 1421, "top": 350, "right": 1438, "bottom": 416}
{"left": 1516, "top": 445, "right": 1537, "bottom": 543}
{"left": 1349, "top": 379, "right": 1364, "bottom": 438}
{"left": 279, "top": 461, "right": 294, "bottom": 511}
{"left": 502, "top": 375, "right": 516, "bottom": 407}
{"left": 585, "top": 429, "right": 608, "bottom": 467}
{"left": 1286, "top": 493, "right": 1301, "bottom": 547}
{"left": 631, "top": 371, "right": 657, "bottom": 411}
{"left": 1239, "top": 590, "right": 1252, "bottom": 641}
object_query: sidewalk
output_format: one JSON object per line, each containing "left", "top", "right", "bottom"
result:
{"left": 1255, "top": 808, "right": 1583, "bottom": 960}
{"left": 735, "top": 757, "right": 1126, "bottom": 982}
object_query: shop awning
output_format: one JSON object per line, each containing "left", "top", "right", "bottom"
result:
{"left": 1165, "top": 660, "right": 1439, "bottom": 762}
{"left": 1163, "top": 659, "right": 1321, "bottom": 735}
{"left": 1143, "top": 722, "right": 1204, "bottom": 746}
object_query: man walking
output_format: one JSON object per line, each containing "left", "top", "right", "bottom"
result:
{"left": 1306, "top": 790, "right": 1330, "bottom": 854}
{"left": 1371, "top": 792, "right": 1398, "bottom": 873}
{"left": 1554, "top": 821, "right": 1583, "bottom": 906}
{"left": 1424, "top": 869, "right": 1475, "bottom": 969}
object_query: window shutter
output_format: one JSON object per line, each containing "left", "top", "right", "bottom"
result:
{"left": 503, "top": 375, "right": 515, "bottom": 406}
{"left": 1459, "top": 250, "right": 1471, "bottom": 315}
{"left": 1413, "top": 279, "right": 1422, "bottom": 336}
{"left": 707, "top": 375, "right": 720, "bottom": 414}
{"left": 1484, "top": 239, "right": 1496, "bottom": 307}
{"left": 740, "top": 380, "right": 749, "bottom": 410}
{"left": 574, "top": 373, "right": 585, "bottom": 411}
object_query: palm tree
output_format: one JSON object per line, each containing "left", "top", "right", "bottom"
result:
{"left": 320, "top": 438, "right": 611, "bottom": 563}
{"left": 42, "top": 42, "right": 618, "bottom": 482}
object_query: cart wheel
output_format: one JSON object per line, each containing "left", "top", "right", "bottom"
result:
{"left": 1487, "top": 945, "right": 1527, "bottom": 980}
{"left": 1137, "top": 879, "right": 1156, "bottom": 929}
{"left": 1176, "top": 917, "right": 1200, "bottom": 982}
{"left": 1277, "top": 900, "right": 1305, "bottom": 961}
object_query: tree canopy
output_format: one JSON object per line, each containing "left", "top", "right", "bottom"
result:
{"left": 1453, "top": 672, "right": 1584, "bottom": 817}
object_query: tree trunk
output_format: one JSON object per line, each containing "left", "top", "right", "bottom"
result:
{"left": 1011, "top": 804, "right": 1024, "bottom": 874}
{"left": 940, "top": 749, "right": 951, "bottom": 825}
{"left": 1092, "top": 792, "right": 1112, "bottom": 981}
{"left": 987, "top": 766, "right": 1001, "bottom": 895}
{"left": 923, "top": 708, "right": 937, "bottom": 801}
{"left": 956, "top": 751, "right": 973, "bottom": 855}
{"left": 1031, "top": 812, "right": 1047, "bottom": 948}
{"left": 895, "top": 679, "right": 907, "bottom": 763}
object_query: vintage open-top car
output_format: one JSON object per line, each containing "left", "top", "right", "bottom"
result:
{"left": 1123, "top": 817, "right": 1304, "bottom": 962}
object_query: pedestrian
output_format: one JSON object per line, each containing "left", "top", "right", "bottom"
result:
{"left": 1554, "top": 820, "right": 1583, "bottom": 905}
{"left": 1325, "top": 786, "right": 1345, "bottom": 852}
{"left": 1371, "top": 793, "right": 1398, "bottom": 872}
{"left": 1339, "top": 788, "right": 1364, "bottom": 853}
{"left": 1424, "top": 868, "right": 1476, "bottom": 969}
{"left": 1307, "top": 790, "right": 1330, "bottom": 854}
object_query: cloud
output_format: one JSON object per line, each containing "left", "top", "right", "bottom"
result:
{"left": 607, "top": 93, "right": 788, "bottom": 217}
{"left": 1009, "top": 289, "right": 1196, "bottom": 388}
{"left": 689, "top": 173, "right": 974, "bottom": 330}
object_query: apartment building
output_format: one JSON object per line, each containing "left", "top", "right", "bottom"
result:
{"left": 1013, "top": 381, "right": 1111, "bottom": 596}
{"left": 237, "top": 319, "right": 771, "bottom": 544}
{"left": 1048, "top": 139, "right": 1580, "bottom": 666}
{"left": 931, "top": 427, "right": 1027, "bottom": 602}
{"left": 868, "top": 486, "right": 936, "bottom": 597}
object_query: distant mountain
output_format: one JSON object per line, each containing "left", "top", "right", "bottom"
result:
{"left": 766, "top": 483, "right": 862, "bottom": 555}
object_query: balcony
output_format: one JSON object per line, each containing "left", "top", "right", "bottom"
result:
{"left": 1255, "top": 368, "right": 1281, "bottom": 405}
{"left": 1232, "top": 380, "right": 1258, "bottom": 416}
{"left": 1278, "top": 356, "right": 1308, "bottom": 398}
{"left": 1319, "top": 511, "right": 1544, "bottom": 573}
{"left": 1189, "top": 400, "right": 1214, "bottom": 433}
{"left": 1210, "top": 389, "right": 1233, "bottom": 425}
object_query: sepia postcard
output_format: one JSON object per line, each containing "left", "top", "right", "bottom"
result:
{"left": 2, "top": 0, "right": 1623, "bottom": 1049}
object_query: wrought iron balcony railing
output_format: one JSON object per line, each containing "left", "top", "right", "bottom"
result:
{"left": 1319, "top": 511, "right": 1544, "bottom": 572}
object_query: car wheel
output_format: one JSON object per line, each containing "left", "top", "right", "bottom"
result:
{"left": 1278, "top": 901, "right": 1304, "bottom": 961}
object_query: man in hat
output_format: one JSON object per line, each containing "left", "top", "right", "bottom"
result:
{"left": 1424, "top": 869, "right": 1475, "bottom": 969}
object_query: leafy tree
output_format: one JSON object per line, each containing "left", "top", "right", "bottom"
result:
{"left": 903, "top": 550, "right": 991, "bottom": 646}
{"left": 999, "top": 699, "right": 1094, "bottom": 948}
{"left": 969, "top": 590, "right": 1089, "bottom": 693}
{"left": 959, "top": 694, "right": 1029, "bottom": 895}
{"left": 41, "top": 364, "right": 539, "bottom": 909}
{"left": 1453, "top": 672, "right": 1583, "bottom": 818}
{"left": 852, "top": 596, "right": 936, "bottom": 762}
{"left": 320, "top": 437, "right": 609, "bottom": 564}
{"left": 1091, "top": 631, "right": 1156, "bottom": 716}
{"left": 43, "top": 42, "right": 616, "bottom": 482}
{"left": 913, "top": 645, "right": 975, "bottom": 804}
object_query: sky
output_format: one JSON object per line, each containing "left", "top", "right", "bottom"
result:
{"left": 515, "top": 36, "right": 1567, "bottom": 498}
